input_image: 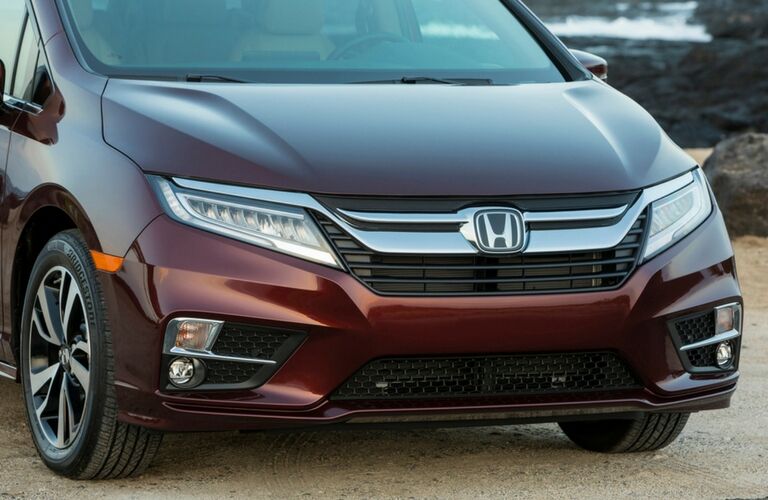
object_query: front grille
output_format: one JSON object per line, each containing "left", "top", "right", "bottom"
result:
{"left": 315, "top": 212, "right": 647, "bottom": 296}
{"left": 332, "top": 352, "right": 639, "bottom": 400}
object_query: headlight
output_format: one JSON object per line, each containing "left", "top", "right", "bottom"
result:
{"left": 149, "top": 177, "right": 341, "bottom": 268}
{"left": 643, "top": 168, "right": 712, "bottom": 260}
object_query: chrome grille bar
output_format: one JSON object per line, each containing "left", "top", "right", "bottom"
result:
{"left": 339, "top": 204, "right": 629, "bottom": 225}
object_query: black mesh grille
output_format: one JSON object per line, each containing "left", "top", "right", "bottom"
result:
{"left": 674, "top": 312, "right": 715, "bottom": 345}
{"left": 686, "top": 345, "right": 718, "bottom": 368}
{"left": 204, "top": 360, "right": 264, "bottom": 385}
{"left": 212, "top": 324, "right": 293, "bottom": 360}
{"left": 332, "top": 352, "right": 639, "bottom": 400}
{"left": 316, "top": 212, "right": 647, "bottom": 296}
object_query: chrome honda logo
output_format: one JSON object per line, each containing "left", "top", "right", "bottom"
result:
{"left": 473, "top": 209, "right": 525, "bottom": 254}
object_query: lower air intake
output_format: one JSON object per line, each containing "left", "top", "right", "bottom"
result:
{"left": 332, "top": 352, "right": 639, "bottom": 400}
{"left": 669, "top": 310, "right": 740, "bottom": 373}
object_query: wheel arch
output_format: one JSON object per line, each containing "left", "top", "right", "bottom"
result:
{"left": 9, "top": 185, "right": 101, "bottom": 365}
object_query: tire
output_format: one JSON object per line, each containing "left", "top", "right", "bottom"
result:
{"left": 20, "top": 230, "right": 162, "bottom": 479}
{"left": 559, "top": 413, "right": 690, "bottom": 453}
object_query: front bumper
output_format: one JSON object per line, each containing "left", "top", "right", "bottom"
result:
{"left": 103, "top": 207, "right": 741, "bottom": 432}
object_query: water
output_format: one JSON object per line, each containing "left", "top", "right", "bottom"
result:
{"left": 544, "top": 1, "right": 712, "bottom": 42}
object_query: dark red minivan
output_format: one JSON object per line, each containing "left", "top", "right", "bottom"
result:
{"left": 0, "top": 0, "right": 742, "bottom": 479}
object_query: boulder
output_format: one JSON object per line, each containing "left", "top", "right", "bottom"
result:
{"left": 704, "top": 133, "right": 768, "bottom": 236}
{"left": 695, "top": 0, "right": 768, "bottom": 40}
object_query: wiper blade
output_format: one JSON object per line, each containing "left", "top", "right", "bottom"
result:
{"left": 401, "top": 76, "right": 467, "bottom": 85}
{"left": 185, "top": 74, "right": 249, "bottom": 83}
{"left": 353, "top": 76, "right": 494, "bottom": 86}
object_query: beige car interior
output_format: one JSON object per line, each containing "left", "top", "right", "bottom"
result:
{"left": 231, "top": 0, "right": 406, "bottom": 62}
{"left": 68, "top": 0, "right": 123, "bottom": 64}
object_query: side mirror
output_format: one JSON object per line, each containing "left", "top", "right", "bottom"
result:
{"left": 570, "top": 50, "right": 608, "bottom": 82}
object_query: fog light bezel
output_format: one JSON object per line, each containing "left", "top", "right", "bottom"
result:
{"left": 668, "top": 302, "right": 743, "bottom": 374}
{"left": 159, "top": 318, "right": 308, "bottom": 392}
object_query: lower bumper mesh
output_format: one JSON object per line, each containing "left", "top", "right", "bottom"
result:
{"left": 332, "top": 352, "right": 639, "bottom": 400}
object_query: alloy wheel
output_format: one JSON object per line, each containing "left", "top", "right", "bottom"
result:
{"left": 27, "top": 266, "right": 91, "bottom": 449}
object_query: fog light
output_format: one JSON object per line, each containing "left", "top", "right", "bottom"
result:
{"left": 168, "top": 357, "right": 206, "bottom": 388}
{"left": 165, "top": 318, "right": 223, "bottom": 352}
{"left": 169, "top": 357, "right": 194, "bottom": 385}
{"left": 715, "top": 342, "right": 734, "bottom": 368}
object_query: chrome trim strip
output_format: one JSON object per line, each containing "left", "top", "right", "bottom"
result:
{"left": 338, "top": 209, "right": 466, "bottom": 225}
{"left": 173, "top": 170, "right": 695, "bottom": 256}
{"left": 525, "top": 205, "right": 628, "bottom": 223}
{"left": 3, "top": 95, "right": 44, "bottom": 115}
{"left": 169, "top": 347, "right": 278, "bottom": 366}
{"left": 680, "top": 329, "right": 741, "bottom": 351}
{"left": 716, "top": 302, "right": 742, "bottom": 311}
{"left": 339, "top": 205, "right": 628, "bottom": 225}
{"left": 350, "top": 231, "right": 479, "bottom": 254}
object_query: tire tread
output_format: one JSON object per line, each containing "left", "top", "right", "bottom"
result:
{"left": 560, "top": 412, "right": 690, "bottom": 453}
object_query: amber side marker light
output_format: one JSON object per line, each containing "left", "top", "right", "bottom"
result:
{"left": 91, "top": 250, "right": 124, "bottom": 272}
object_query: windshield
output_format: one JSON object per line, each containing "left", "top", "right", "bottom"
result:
{"left": 60, "top": 0, "right": 567, "bottom": 84}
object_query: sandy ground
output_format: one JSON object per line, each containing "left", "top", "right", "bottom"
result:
{"left": 1, "top": 244, "right": 766, "bottom": 497}
{"left": 686, "top": 148, "right": 714, "bottom": 165}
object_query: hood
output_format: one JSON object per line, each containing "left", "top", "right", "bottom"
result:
{"left": 102, "top": 79, "right": 694, "bottom": 196}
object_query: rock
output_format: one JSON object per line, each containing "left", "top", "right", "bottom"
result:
{"left": 703, "top": 134, "right": 768, "bottom": 236}
{"left": 524, "top": 0, "right": 768, "bottom": 147}
{"left": 695, "top": 0, "right": 768, "bottom": 40}
{"left": 524, "top": 0, "right": 683, "bottom": 20}
{"left": 558, "top": 36, "right": 768, "bottom": 148}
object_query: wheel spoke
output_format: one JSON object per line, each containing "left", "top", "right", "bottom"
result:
{"left": 32, "top": 309, "right": 61, "bottom": 347}
{"left": 30, "top": 363, "right": 60, "bottom": 395}
{"left": 56, "top": 379, "right": 68, "bottom": 448}
{"left": 36, "top": 369, "right": 60, "bottom": 419}
{"left": 70, "top": 358, "right": 90, "bottom": 394}
{"left": 72, "top": 340, "right": 90, "bottom": 356}
{"left": 37, "top": 287, "right": 65, "bottom": 346}
{"left": 61, "top": 276, "right": 80, "bottom": 338}
{"left": 63, "top": 376, "right": 78, "bottom": 442}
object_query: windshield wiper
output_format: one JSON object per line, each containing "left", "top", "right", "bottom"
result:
{"left": 353, "top": 76, "right": 494, "bottom": 86}
{"left": 185, "top": 74, "right": 249, "bottom": 83}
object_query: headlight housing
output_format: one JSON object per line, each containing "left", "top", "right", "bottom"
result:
{"left": 642, "top": 168, "right": 712, "bottom": 260}
{"left": 150, "top": 177, "right": 341, "bottom": 268}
